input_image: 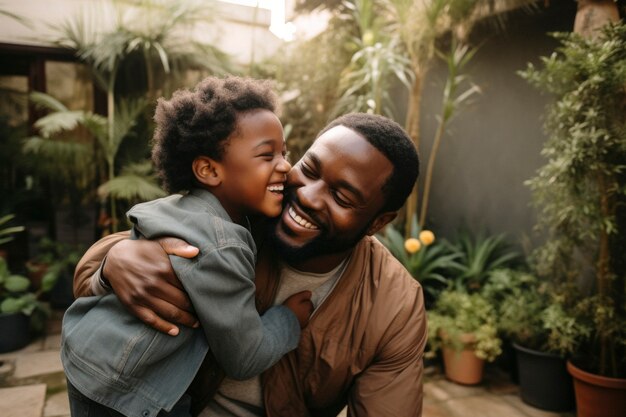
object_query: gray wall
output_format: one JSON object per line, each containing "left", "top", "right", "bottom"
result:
{"left": 412, "top": 4, "right": 577, "bottom": 246}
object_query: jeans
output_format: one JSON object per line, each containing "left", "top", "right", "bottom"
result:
{"left": 66, "top": 380, "right": 192, "bottom": 417}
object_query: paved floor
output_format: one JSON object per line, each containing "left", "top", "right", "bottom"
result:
{"left": 1, "top": 310, "right": 576, "bottom": 417}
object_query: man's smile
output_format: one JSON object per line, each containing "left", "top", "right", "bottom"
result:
{"left": 287, "top": 206, "right": 319, "bottom": 230}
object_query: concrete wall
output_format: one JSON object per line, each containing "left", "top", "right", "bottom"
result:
{"left": 415, "top": 5, "right": 577, "bottom": 245}
{"left": 0, "top": 0, "right": 284, "bottom": 64}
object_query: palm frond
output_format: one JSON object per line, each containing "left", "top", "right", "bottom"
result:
{"left": 98, "top": 163, "right": 166, "bottom": 202}
{"left": 29, "top": 92, "right": 68, "bottom": 113}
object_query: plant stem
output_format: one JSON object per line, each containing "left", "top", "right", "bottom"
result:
{"left": 420, "top": 116, "right": 446, "bottom": 228}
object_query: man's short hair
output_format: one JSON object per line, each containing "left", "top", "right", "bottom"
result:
{"left": 152, "top": 76, "right": 277, "bottom": 193}
{"left": 319, "top": 113, "right": 419, "bottom": 212}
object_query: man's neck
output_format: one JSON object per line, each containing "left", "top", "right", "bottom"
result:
{"left": 286, "top": 249, "right": 352, "bottom": 274}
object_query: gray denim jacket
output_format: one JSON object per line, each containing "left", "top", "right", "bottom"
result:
{"left": 61, "top": 189, "right": 300, "bottom": 417}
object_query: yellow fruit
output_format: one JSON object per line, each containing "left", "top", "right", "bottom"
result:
{"left": 419, "top": 230, "right": 435, "bottom": 246}
{"left": 404, "top": 238, "right": 422, "bottom": 254}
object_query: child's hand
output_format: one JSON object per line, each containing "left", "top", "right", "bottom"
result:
{"left": 283, "top": 291, "right": 314, "bottom": 329}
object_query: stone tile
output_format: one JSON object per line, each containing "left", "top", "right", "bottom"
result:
{"left": 433, "top": 379, "right": 485, "bottom": 399}
{"left": 13, "top": 350, "right": 63, "bottom": 379}
{"left": 44, "top": 389, "right": 70, "bottom": 417}
{"left": 44, "top": 334, "right": 62, "bottom": 350}
{"left": 425, "top": 380, "right": 451, "bottom": 401}
{"left": 0, "top": 338, "right": 45, "bottom": 361}
{"left": 501, "top": 394, "right": 574, "bottom": 417}
{"left": 445, "top": 395, "right": 529, "bottom": 417}
{"left": 0, "top": 383, "right": 46, "bottom": 417}
{"left": 423, "top": 401, "right": 452, "bottom": 417}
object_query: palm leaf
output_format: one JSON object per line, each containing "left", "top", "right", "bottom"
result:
{"left": 29, "top": 91, "right": 68, "bottom": 113}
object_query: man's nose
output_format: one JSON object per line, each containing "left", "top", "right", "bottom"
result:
{"left": 297, "top": 180, "right": 325, "bottom": 212}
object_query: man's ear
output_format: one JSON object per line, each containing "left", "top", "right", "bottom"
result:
{"left": 366, "top": 211, "right": 397, "bottom": 236}
{"left": 192, "top": 156, "right": 222, "bottom": 187}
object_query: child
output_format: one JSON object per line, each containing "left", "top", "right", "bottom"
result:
{"left": 61, "top": 76, "right": 312, "bottom": 417}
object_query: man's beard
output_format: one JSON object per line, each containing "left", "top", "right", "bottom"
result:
{"left": 266, "top": 192, "right": 370, "bottom": 266}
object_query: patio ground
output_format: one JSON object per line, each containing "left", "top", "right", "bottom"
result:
{"left": 0, "top": 309, "right": 576, "bottom": 417}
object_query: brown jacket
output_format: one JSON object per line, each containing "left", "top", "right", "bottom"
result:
{"left": 74, "top": 233, "right": 427, "bottom": 417}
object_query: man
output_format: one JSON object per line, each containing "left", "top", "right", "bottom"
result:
{"left": 74, "top": 113, "right": 427, "bottom": 417}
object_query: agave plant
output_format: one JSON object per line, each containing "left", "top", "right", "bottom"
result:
{"left": 445, "top": 229, "right": 520, "bottom": 292}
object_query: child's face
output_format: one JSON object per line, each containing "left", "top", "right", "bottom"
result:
{"left": 218, "top": 109, "right": 291, "bottom": 220}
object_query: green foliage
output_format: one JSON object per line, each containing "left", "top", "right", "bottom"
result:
{"left": 331, "top": 0, "right": 414, "bottom": 118}
{"left": 427, "top": 290, "right": 502, "bottom": 362}
{"left": 377, "top": 216, "right": 461, "bottom": 303}
{"left": 519, "top": 24, "right": 626, "bottom": 377}
{"left": 0, "top": 214, "right": 25, "bottom": 247}
{"left": 485, "top": 268, "right": 589, "bottom": 356}
{"left": 50, "top": 0, "right": 233, "bottom": 232}
{"left": 445, "top": 230, "right": 519, "bottom": 292}
{"left": 0, "top": 258, "right": 49, "bottom": 327}
{"left": 28, "top": 238, "right": 84, "bottom": 295}
{"left": 258, "top": 13, "right": 353, "bottom": 163}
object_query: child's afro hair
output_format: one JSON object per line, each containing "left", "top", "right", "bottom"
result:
{"left": 151, "top": 76, "right": 278, "bottom": 193}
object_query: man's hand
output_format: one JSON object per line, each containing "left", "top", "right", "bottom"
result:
{"left": 102, "top": 237, "right": 200, "bottom": 336}
{"left": 283, "top": 291, "right": 314, "bottom": 328}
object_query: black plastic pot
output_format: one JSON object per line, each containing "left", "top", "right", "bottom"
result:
{"left": 0, "top": 312, "right": 31, "bottom": 352}
{"left": 513, "top": 342, "right": 575, "bottom": 412}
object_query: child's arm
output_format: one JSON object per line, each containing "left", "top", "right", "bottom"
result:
{"left": 174, "top": 245, "right": 302, "bottom": 380}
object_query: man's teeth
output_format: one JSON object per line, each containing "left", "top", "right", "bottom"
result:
{"left": 267, "top": 184, "right": 284, "bottom": 192}
{"left": 288, "top": 206, "right": 318, "bottom": 230}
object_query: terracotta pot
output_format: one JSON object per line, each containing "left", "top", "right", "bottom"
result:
{"left": 441, "top": 332, "right": 485, "bottom": 385}
{"left": 567, "top": 360, "right": 626, "bottom": 417}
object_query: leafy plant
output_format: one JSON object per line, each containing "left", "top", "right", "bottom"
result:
{"left": 485, "top": 268, "right": 589, "bottom": 356}
{"left": 0, "top": 257, "right": 49, "bottom": 330}
{"left": 520, "top": 24, "right": 626, "bottom": 377}
{"left": 52, "top": 0, "right": 231, "bottom": 232}
{"left": 445, "top": 229, "right": 519, "bottom": 292}
{"left": 0, "top": 214, "right": 25, "bottom": 246}
{"left": 331, "top": 0, "right": 413, "bottom": 118}
{"left": 28, "top": 238, "right": 83, "bottom": 292}
{"left": 418, "top": 41, "right": 481, "bottom": 227}
{"left": 427, "top": 289, "right": 502, "bottom": 362}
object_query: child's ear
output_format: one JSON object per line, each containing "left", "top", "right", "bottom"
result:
{"left": 193, "top": 156, "right": 222, "bottom": 187}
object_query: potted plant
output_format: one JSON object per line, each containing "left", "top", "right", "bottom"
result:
{"left": 520, "top": 23, "right": 626, "bottom": 417}
{"left": 485, "top": 268, "right": 577, "bottom": 411}
{"left": 0, "top": 257, "right": 50, "bottom": 352}
{"left": 427, "top": 289, "right": 502, "bottom": 385}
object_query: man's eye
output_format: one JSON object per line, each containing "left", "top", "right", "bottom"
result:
{"left": 332, "top": 191, "right": 351, "bottom": 207}
{"left": 300, "top": 164, "right": 316, "bottom": 178}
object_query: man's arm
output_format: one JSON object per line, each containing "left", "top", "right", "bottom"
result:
{"left": 74, "top": 232, "right": 129, "bottom": 297}
{"left": 347, "top": 286, "right": 427, "bottom": 417}
{"left": 73, "top": 233, "right": 200, "bottom": 335}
